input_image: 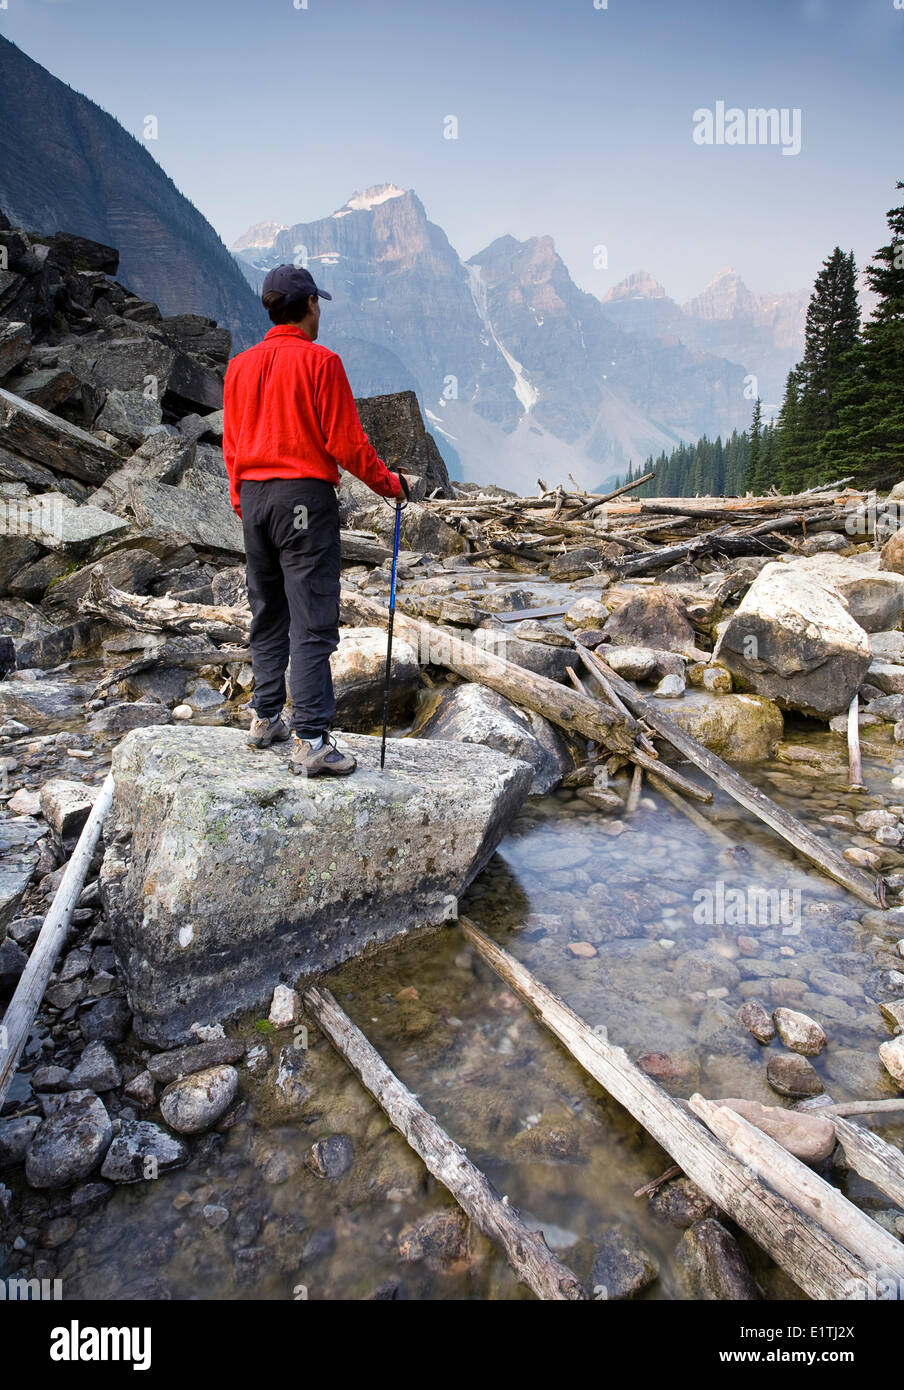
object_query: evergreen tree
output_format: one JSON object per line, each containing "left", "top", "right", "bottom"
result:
{"left": 779, "top": 248, "right": 860, "bottom": 487}
{"left": 823, "top": 182, "right": 904, "bottom": 489}
{"left": 746, "top": 399, "right": 763, "bottom": 493}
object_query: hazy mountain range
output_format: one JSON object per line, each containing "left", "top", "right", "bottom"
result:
{"left": 233, "top": 186, "right": 809, "bottom": 489}
{"left": 0, "top": 30, "right": 812, "bottom": 491}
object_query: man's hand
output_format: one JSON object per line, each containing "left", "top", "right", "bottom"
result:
{"left": 397, "top": 471, "right": 413, "bottom": 501}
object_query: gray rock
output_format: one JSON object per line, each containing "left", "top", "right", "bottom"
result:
{"left": 79, "top": 995, "right": 131, "bottom": 1044}
{"left": 766, "top": 1052, "right": 823, "bottom": 1099}
{"left": 773, "top": 1007, "right": 827, "bottom": 1057}
{"left": 331, "top": 627, "right": 419, "bottom": 729}
{"left": 101, "top": 725, "right": 532, "bottom": 1045}
{"left": 0, "top": 678, "right": 90, "bottom": 732}
{"left": 648, "top": 1178, "right": 716, "bottom": 1229}
{"left": 737, "top": 999, "right": 776, "bottom": 1044}
{"left": 66, "top": 1041, "right": 122, "bottom": 1092}
{"left": 95, "top": 388, "right": 163, "bottom": 445}
{"left": 416, "top": 682, "right": 569, "bottom": 795}
{"left": 146, "top": 1039, "right": 244, "bottom": 1084}
{"left": 652, "top": 672, "right": 685, "bottom": 698}
{"left": 86, "top": 701, "right": 171, "bottom": 735}
{"left": 306, "top": 1134, "right": 354, "bottom": 1179}
{"left": 99, "top": 1120, "right": 187, "bottom": 1182}
{"left": 126, "top": 478, "right": 243, "bottom": 556}
{"left": 0, "top": 936, "right": 27, "bottom": 994}
{"left": 793, "top": 553, "right": 904, "bottom": 633}
{"left": 714, "top": 561, "right": 872, "bottom": 718}
{"left": 604, "top": 588, "right": 701, "bottom": 659}
{"left": 0, "top": 386, "right": 120, "bottom": 484}
{"left": 590, "top": 1223, "right": 658, "bottom": 1300}
{"left": 40, "top": 778, "right": 98, "bottom": 847}
{"left": 0, "top": 1115, "right": 41, "bottom": 1168}
{"left": 676, "top": 1218, "right": 760, "bottom": 1300}
{"left": 159, "top": 1065, "right": 238, "bottom": 1134}
{"left": 25, "top": 1092, "right": 112, "bottom": 1188}
{"left": 0, "top": 816, "right": 44, "bottom": 932}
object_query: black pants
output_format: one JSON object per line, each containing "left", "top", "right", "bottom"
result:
{"left": 240, "top": 477, "right": 341, "bottom": 737}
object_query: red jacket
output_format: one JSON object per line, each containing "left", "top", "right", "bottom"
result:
{"left": 222, "top": 325, "right": 404, "bottom": 516}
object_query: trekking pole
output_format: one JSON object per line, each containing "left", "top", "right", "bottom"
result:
{"left": 380, "top": 490, "right": 404, "bottom": 770}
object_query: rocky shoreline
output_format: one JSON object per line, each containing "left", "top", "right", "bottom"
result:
{"left": 2, "top": 214, "right": 904, "bottom": 1300}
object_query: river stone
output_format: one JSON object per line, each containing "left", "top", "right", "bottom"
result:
{"left": 713, "top": 561, "right": 872, "bottom": 717}
{"left": 590, "top": 1223, "right": 658, "bottom": 1300}
{"left": 306, "top": 1133, "right": 355, "bottom": 1179}
{"left": 676, "top": 1218, "right": 760, "bottom": 1300}
{"left": 65, "top": 1041, "right": 122, "bottom": 1092}
{"left": 331, "top": 626, "right": 419, "bottom": 729}
{"left": 719, "top": 1098, "right": 836, "bottom": 1163}
{"left": 101, "top": 725, "right": 532, "bottom": 1045}
{"left": 772, "top": 1007, "right": 827, "bottom": 1057}
{"left": 766, "top": 1052, "right": 823, "bottom": 1098}
{"left": 0, "top": 1114, "right": 41, "bottom": 1168}
{"left": 40, "top": 778, "right": 98, "bottom": 848}
{"left": 603, "top": 588, "right": 700, "bottom": 658}
{"left": 0, "top": 815, "right": 44, "bottom": 933}
{"left": 880, "top": 530, "right": 904, "bottom": 575}
{"left": 24, "top": 1092, "right": 112, "bottom": 1188}
{"left": 599, "top": 645, "right": 686, "bottom": 682}
{"left": 648, "top": 689, "right": 783, "bottom": 762}
{"left": 878, "top": 1036, "right": 904, "bottom": 1088}
{"left": 416, "top": 682, "right": 570, "bottom": 795}
{"left": 792, "top": 553, "right": 904, "bottom": 633}
{"left": 563, "top": 596, "right": 610, "bottom": 630}
{"left": 738, "top": 1000, "right": 776, "bottom": 1044}
{"left": 648, "top": 1178, "right": 716, "bottom": 1229}
{"left": 159, "top": 1065, "right": 238, "bottom": 1134}
{"left": 100, "top": 1120, "right": 188, "bottom": 1182}
{"left": 146, "top": 1039, "right": 244, "bottom": 1084}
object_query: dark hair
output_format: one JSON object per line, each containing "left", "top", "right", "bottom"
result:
{"left": 262, "top": 290, "right": 316, "bottom": 325}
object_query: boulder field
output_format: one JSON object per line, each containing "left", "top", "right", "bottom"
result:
{"left": 99, "top": 725, "right": 532, "bottom": 1045}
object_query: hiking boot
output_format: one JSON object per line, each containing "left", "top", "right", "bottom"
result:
{"left": 289, "top": 733, "right": 357, "bottom": 778}
{"left": 247, "top": 712, "right": 291, "bottom": 749}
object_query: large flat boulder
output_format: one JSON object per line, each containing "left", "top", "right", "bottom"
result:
{"left": 713, "top": 562, "right": 872, "bottom": 718}
{"left": 101, "top": 726, "right": 532, "bottom": 1045}
{"left": 791, "top": 553, "right": 904, "bottom": 633}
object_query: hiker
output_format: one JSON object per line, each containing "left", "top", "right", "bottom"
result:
{"left": 223, "top": 263, "right": 410, "bottom": 777}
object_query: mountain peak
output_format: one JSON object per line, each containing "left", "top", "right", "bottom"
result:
{"left": 231, "top": 220, "right": 287, "bottom": 251}
{"left": 332, "top": 183, "right": 408, "bottom": 218}
{"left": 602, "top": 271, "right": 669, "bottom": 303}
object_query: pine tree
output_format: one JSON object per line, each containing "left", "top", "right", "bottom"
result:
{"left": 746, "top": 399, "right": 763, "bottom": 493}
{"left": 823, "top": 182, "right": 904, "bottom": 489}
{"left": 779, "top": 248, "right": 860, "bottom": 487}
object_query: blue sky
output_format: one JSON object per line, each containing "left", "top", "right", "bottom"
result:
{"left": 2, "top": 0, "right": 902, "bottom": 301}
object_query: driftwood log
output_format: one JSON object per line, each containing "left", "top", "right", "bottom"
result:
{"left": 303, "top": 984, "right": 586, "bottom": 1300}
{"left": 458, "top": 916, "right": 890, "bottom": 1299}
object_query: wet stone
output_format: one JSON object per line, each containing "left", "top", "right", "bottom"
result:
{"left": 100, "top": 1121, "right": 187, "bottom": 1183}
{"left": 306, "top": 1134, "right": 354, "bottom": 1180}
{"left": 648, "top": 1178, "right": 716, "bottom": 1229}
{"left": 737, "top": 1000, "right": 776, "bottom": 1044}
{"left": 766, "top": 1052, "right": 824, "bottom": 1099}
{"left": 590, "top": 1223, "right": 659, "bottom": 1300}
{"left": 676, "top": 1218, "right": 760, "bottom": 1300}
{"left": 25, "top": 1092, "right": 112, "bottom": 1189}
{"left": 772, "top": 1008, "right": 827, "bottom": 1058}
{"left": 159, "top": 1065, "right": 238, "bottom": 1135}
{"left": 146, "top": 1039, "right": 244, "bottom": 1084}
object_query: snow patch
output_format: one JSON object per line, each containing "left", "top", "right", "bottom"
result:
{"left": 465, "top": 263, "right": 539, "bottom": 415}
{"left": 333, "top": 183, "right": 407, "bottom": 217}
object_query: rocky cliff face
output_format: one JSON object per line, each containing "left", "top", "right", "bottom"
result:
{"left": 233, "top": 186, "right": 751, "bottom": 489}
{"left": 0, "top": 36, "right": 267, "bottom": 351}
{"left": 601, "top": 267, "right": 808, "bottom": 409}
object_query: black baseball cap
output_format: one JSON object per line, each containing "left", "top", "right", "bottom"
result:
{"left": 261, "top": 264, "right": 333, "bottom": 303}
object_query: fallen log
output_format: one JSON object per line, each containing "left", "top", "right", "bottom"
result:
{"left": 457, "top": 916, "right": 887, "bottom": 1299}
{"left": 0, "top": 772, "right": 115, "bottom": 1110}
{"left": 303, "top": 984, "right": 586, "bottom": 1300}
{"left": 91, "top": 644, "right": 251, "bottom": 699}
{"left": 340, "top": 589, "right": 637, "bottom": 754}
{"left": 689, "top": 1094, "right": 904, "bottom": 1281}
{"left": 565, "top": 471, "right": 656, "bottom": 520}
{"left": 585, "top": 655, "right": 883, "bottom": 907}
{"left": 81, "top": 571, "right": 250, "bottom": 644}
{"left": 832, "top": 1116, "right": 904, "bottom": 1210}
